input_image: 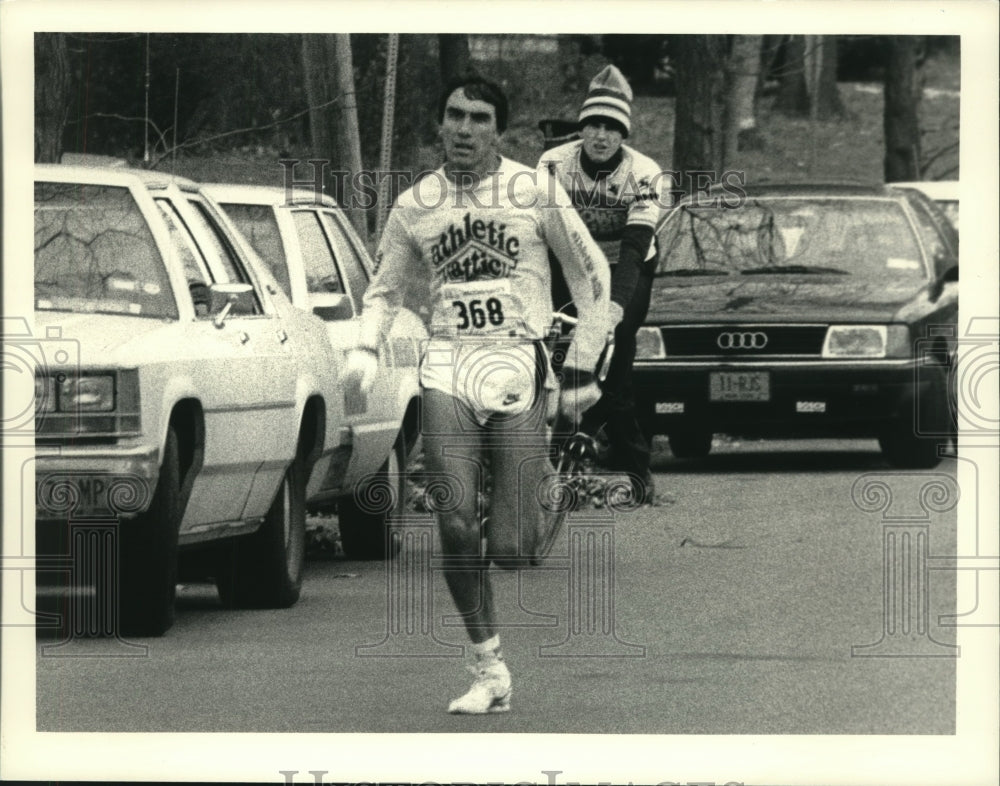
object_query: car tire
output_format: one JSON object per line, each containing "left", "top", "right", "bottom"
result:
{"left": 878, "top": 375, "right": 947, "bottom": 469}
{"left": 118, "top": 426, "right": 182, "bottom": 637}
{"left": 216, "top": 454, "right": 307, "bottom": 609}
{"left": 337, "top": 432, "right": 406, "bottom": 561}
{"left": 878, "top": 428, "right": 944, "bottom": 469}
{"left": 668, "top": 429, "right": 713, "bottom": 459}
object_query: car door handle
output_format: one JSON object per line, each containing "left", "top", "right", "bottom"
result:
{"left": 239, "top": 331, "right": 250, "bottom": 344}
{"left": 277, "top": 329, "right": 288, "bottom": 344}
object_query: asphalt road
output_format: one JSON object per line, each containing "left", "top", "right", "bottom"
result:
{"left": 35, "top": 437, "right": 958, "bottom": 735}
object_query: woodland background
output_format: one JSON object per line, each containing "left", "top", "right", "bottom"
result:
{"left": 35, "top": 34, "right": 959, "bottom": 245}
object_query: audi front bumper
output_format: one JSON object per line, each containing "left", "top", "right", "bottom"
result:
{"left": 633, "top": 358, "right": 946, "bottom": 438}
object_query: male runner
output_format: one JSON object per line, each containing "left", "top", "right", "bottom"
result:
{"left": 343, "top": 76, "right": 611, "bottom": 714}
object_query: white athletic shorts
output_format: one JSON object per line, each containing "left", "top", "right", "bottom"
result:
{"left": 420, "top": 338, "right": 553, "bottom": 425}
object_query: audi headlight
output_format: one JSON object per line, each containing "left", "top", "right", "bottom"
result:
{"left": 59, "top": 375, "right": 115, "bottom": 411}
{"left": 635, "top": 327, "right": 666, "bottom": 360}
{"left": 822, "top": 325, "right": 909, "bottom": 358}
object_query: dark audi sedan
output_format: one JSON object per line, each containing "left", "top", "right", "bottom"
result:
{"left": 632, "top": 184, "right": 958, "bottom": 468}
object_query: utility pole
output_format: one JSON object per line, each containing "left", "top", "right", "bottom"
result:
{"left": 333, "top": 34, "right": 367, "bottom": 242}
{"left": 301, "top": 34, "right": 368, "bottom": 243}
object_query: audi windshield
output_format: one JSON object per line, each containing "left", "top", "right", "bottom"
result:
{"left": 654, "top": 198, "right": 929, "bottom": 280}
{"left": 34, "top": 182, "right": 178, "bottom": 319}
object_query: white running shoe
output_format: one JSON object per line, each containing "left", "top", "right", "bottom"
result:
{"left": 447, "top": 661, "right": 512, "bottom": 714}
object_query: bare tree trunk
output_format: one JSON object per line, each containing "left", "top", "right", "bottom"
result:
{"left": 724, "top": 34, "right": 764, "bottom": 164}
{"left": 776, "top": 34, "right": 844, "bottom": 120}
{"left": 557, "top": 35, "right": 584, "bottom": 93}
{"left": 35, "top": 33, "right": 71, "bottom": 162}
{"left": 803, "top": 35, "right": 845, "bottom": 120}
{"left": 883, "top": 36, "right": 923, "bottom": 182}
{"left": 815, "top": 35, "right": 845, "bottom": 119}
{"left": 438, "top": 34, "right": 471, "bottom": 86}
{"left": 775, "top": 35, "right": 810, "bottom": 115}
{"left": 673, "top": 35, "right": 728, "bottom": 192}
{"left": 301, "top": 33, "right": 335, "bottom": 180}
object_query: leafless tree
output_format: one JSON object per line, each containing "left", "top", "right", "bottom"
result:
{"left": 883, "top": 36, "right": 924, "bottom": 182}
{"left": 672, "top": 35, "right": 728, "bottom": 190}
{"left": 724, "top": 35, "right": 764, "bottom": 163}
{"left": 35, "top": 33, "right": 71, "bottom": 162}
{"left": 774, "top": 35, "right": 844, "bottom": 119}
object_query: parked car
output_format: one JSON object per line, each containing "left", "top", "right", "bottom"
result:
{"left": 890, "top": 180, "right": 959, "bottom": 230}
{"left": 202, "top": 184, "right": 426, "bottom": 559}
{"left": 632, "top": 183, "right": 958, "bottom": 468}
{"left": 33, "top": 164, "right": 349, "bottom": 635}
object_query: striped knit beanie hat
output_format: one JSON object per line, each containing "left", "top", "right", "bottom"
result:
{"left": 578, "top": 64, "right": 632, "bottom": 137}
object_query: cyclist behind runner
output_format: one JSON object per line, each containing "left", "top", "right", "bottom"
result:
{"left": 539, "top": 64, "right": 670, "bottom": 505}
{"left": 343, "top": 76, "right": 612, "bottom": 714}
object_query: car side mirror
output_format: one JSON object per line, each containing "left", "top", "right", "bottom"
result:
{"left": 209, "top": 282, "right": 255, "bottom": 327}
{"left": 310, "top": 292, "right": 353, "bottom": 321}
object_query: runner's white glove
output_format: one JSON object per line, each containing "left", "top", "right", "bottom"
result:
{"left": 342, "top": 347, "right": 379, "bottom": 395}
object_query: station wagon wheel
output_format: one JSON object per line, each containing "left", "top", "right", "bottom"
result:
{"left": 337, "top": 431, "right": 406, "bottom": 561}
{"left": 668, "top": 428, "right": 713, "bottom": 459}
{"left": 118, "top": 426, "right": 182, "bottom": 637}
{"left": 215, "top": 454, "right": 307, "bottom": 609}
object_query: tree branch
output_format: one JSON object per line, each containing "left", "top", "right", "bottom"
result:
{"left": 920, "top": 140, "right": 959, "bottom": 176}
{"left": 149, "top": 95, "right": 342, "bottom": 169}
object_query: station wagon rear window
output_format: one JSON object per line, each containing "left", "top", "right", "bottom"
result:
{"left": 34, "top": 182, "right": 178, "bottom": 318}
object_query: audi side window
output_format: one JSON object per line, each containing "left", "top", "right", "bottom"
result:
{"left": 910, "top": 195, "right": 958, "bottom": 263}
{"left": 319, "top": 210, "right": 369, "bottom": 312}
{"left": 907, "top": 196, "right": 957, "bottom": 277}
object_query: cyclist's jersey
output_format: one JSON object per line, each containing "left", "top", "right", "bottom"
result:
{"left": 538, "top": 140, "right": 667, "bottom": 265}
{"left": 357, "top": 157, "right": 611, "bottom": 417}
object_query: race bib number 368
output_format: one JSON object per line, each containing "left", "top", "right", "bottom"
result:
{"left": 436, "top": 280, "right": 520, "bottom": 335}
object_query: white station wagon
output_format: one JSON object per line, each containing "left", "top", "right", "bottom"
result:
{"left": 203, "top": 184, "right": 426, "bottom": 560}
{"left": 33, "top": 164, "right": 349, "bottom": 635}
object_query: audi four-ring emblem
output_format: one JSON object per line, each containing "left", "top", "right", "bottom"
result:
{"left": 717, "top": 331, "right": 768, "bottom": 349}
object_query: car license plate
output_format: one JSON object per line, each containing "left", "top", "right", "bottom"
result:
{"left": 37, "top": 473, "right": 126, "bottom": 517}
{"left": 709, "top": 371, "right": 770, "bottom": 401}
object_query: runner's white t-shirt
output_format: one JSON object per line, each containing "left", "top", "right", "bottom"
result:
{"left": 357, "top": 157, "right": 611, "bottom": 416}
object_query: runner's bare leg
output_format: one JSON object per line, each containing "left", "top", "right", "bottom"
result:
{"left": 484, "top": 389, "right": 551, "bottom": 567}
{"left": 421, "top": 388, "right": 495, "bottom": 643}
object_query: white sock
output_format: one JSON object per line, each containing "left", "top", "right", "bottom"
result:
{"left": 472, "top": 635, "right": 503, "bottom": 665}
